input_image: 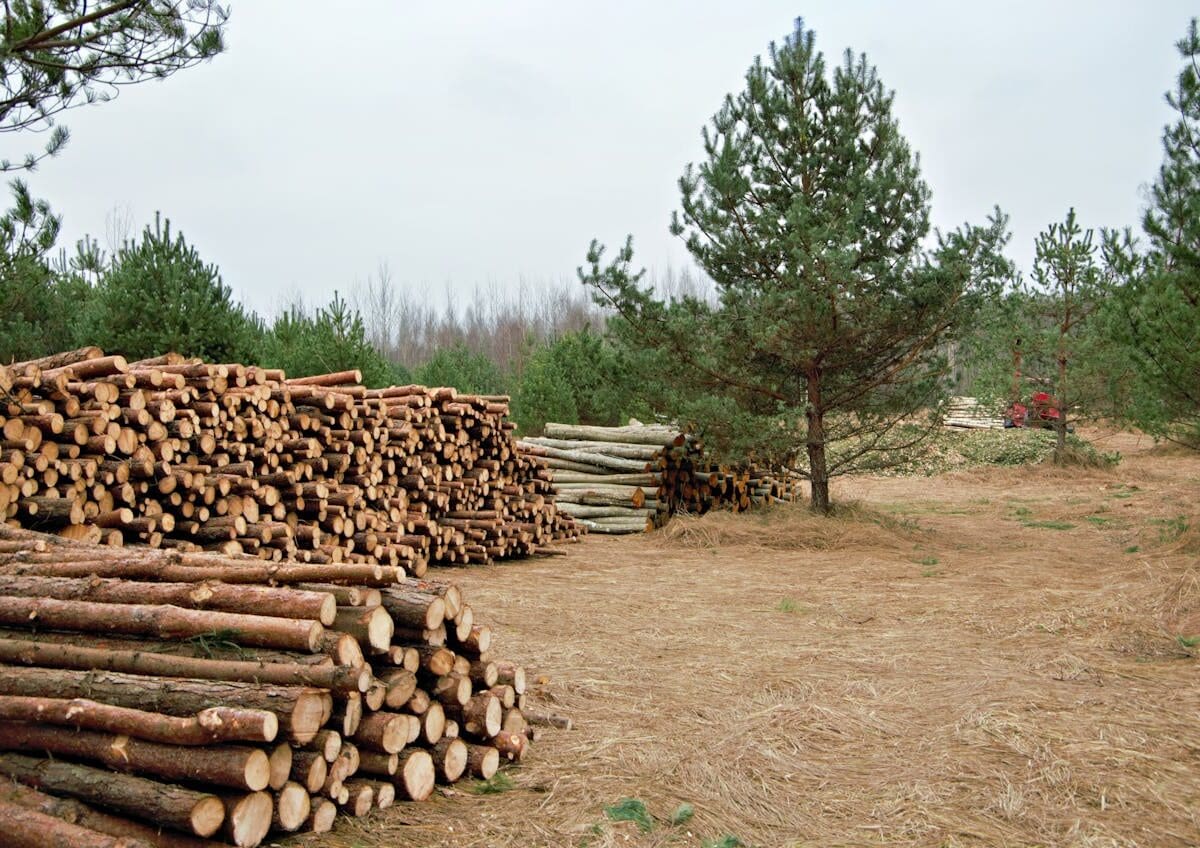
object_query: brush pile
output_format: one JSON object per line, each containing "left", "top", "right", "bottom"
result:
{"left": 518, "top": 422, "right": 800, "bottom": 534}
{"left": 0, "top": 347, "right": 581, "bottom": 566}
{"left": 0, "top": 524, "right": 543, "bottom": 847}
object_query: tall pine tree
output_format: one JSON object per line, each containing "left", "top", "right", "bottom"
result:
{"left": 583, "top": 20, "right": 1011, "bottom": 511}
{"left": 1107, "top": 18, "right": 1200, "bottom": 448}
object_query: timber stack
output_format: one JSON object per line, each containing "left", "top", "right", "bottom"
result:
{"left": 0, "top": 524, "right": 547, "bottom": 847}
{"left": 943, "top": 396, "right": 1005, "bottom": 430}
{"left": 0, "top": 347, "right": 581, "bottom": 565}
{"left": 519, "top": 422, "right": 800, "bottom": 534}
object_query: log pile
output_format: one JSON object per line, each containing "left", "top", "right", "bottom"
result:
{"left": 520, "top": 422, "right": 800, "bottom": 534}
{"left": 0, "top": 348, "right": 581, "bottom": 565}
{"left": 0, "top": 525, "right": 546, "bottom": 847}
{"left": 943, "top": 396, "right": 1005, "bottom": 430}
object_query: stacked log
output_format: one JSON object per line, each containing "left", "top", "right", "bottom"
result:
{"left": 943, "top": 396, "right": 1005, "bottom": 430}
{"left": 0, "top": 525, "right": 544, "bottom": 846}
{"left": 520, "top": 422, "right": 800, "bottom": 534}
{"left": 0, "top": 348, "right": 581, "bottom": 565}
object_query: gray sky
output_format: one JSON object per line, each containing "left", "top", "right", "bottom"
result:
{"left": 11, "top": 1, "right": 1194, "bottom": 317}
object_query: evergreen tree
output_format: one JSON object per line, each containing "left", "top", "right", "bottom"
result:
{"left": 0, "top": 180, "right": 93, "bottom": 361}
{"left": 1026, "top": 210, "right": 1105, "bottom": 460}
{"left": 416, "top": 344, "right": 506, "bottom": 395}
{"left": 583, "top": 20, "right": 1012, "bottom": 511}
{"left": 1106, "top": 18, "right": 1200, "bottom": 448}
{"left": 90, "top": 214, "right": 258, "bottom": 362}
{"left": 512, "top": 343, "right": 578, "bottom": 435}
{"left": 0, "top": 2, "right": 227, "bottom": 171}
{"left": 260, "top": 292, "right": 404, "bottom": 388}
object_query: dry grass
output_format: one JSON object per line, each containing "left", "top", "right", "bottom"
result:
{"left": 656, "top": 500, "right": 922, "bottom": 552}
{"left": 289, "top": 435, "right": 1200, "bottom": 848}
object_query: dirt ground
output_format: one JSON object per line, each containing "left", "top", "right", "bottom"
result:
{"left": 298, "top": 431, "right": 1199, "bottom": 848}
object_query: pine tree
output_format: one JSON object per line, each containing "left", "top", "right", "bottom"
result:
{"left": 0, "top": 180, "right": 93, "bottom": 361}
{"left": 91, "top": 213, "right": 258, "bottom": 362}
{"left": 415, "top": 344, "right": 505, "bottom": 395}
{"left": 0, "top": 2, "right": 227, "bottom": 171}
{"left": 583, "top": 20, "right": 1012, "bottom": 511}
{"left": 1026, "top": 210, "right": 1104, "bottom": 460}
{"left": 1107, "top": 18, "right": 1200, "bottom": 448}
{"left": 260, "top": 292, "right": 404, "bottom": 388}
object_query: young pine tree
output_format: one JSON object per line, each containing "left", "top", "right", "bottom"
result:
{"left": 583, "top": 20, "right": 1012, "bottom": 511}
{"left": 260, "top": 292, "right": 404, "bottom": 388}
{"left": 1027, "top": 210, "right": 1104, "bottom": 460}
{"left": 91, "top": 214, "right": 258, "bottom": 362}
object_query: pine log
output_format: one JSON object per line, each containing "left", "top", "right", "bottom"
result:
{"left": 0, "top": 796, "right": 155, "bottom": 848}
{"left": 356, "top": 750, "right": 398, "bottom": 777}
{"left": 543, "top": 422, "right": 683, "bottom": 446}
{"left": 0, "top": 574, "right": 337, "bottom": 624}
{"left": 272, "top": 781, "right": 310, "bottom": 832}
{"left": 0, "top": 595, "right": 324, "bottom": 652}
{"left": 0, "top": 776, "right": 219, "bottom": 848}
{"left": 0, "top": 695, "right": 277, "bottom": 745}
{"left": 333, "top": 605, "right": 394, "bottom": 653}
{"left": 0, "top": 751, "right": 226, "bottom": 837}
{"left": 339, "top": 780, "right": 374, "bottom": 816}
{"left": 267, "top": 742, "right": 293, "bottom": 790}
{"left": 290, "top": 750, "right": 328, "bottom": 793}
{"left": 380, "top": 668, "right": 418, "bottom": 709}
{"left": 0, "top": 637, "right": 368, "bottom": 695}
{"left": 465, "top": 744, "right": 499, "bottom": 779}
{"left": 492, "top": 728, "right": 528, "bottom": 762}
{"left": 495, "top": 660, "right": 527, "bottom": 694}
{"left": 430, "top": 736, "right": 467, "bottom": 783}
{"left": 221, "top": 791, "right": 272, "bottom": 848}
{"left": 0, "top": 666, "right": 330, "bottom": 744}
{"left": 0, "top": 722, "right": 271, "bottom": 791}
{"left": 304, "top": 797, "right": 337, "bottom": 833}
{"left": 393, "top": 749, "right": 435, "bottom": 801}
{"left": 379, "top": 589, "right": 444, "bottom": 630}
{"left": 352, "top": 711, "right": 407, "bottom": 754}
{"left": 446, "top": 693, "right": 502, "bottom": 739}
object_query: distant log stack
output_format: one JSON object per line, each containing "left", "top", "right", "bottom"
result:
{"left": 520, "top": 422, "right": 800, "bottom": 534}
{"left": 943, "top": 396, "right": 1006, "bottom": 429}
{"left": 0, "top": 525, "right": 548, "bottom": 846}
{"left": 0, "top": 348, "right": 581, "bottom": 564}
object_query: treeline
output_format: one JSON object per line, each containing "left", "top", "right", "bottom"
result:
{"left": 0, "top": 197, "right": 654, "bottom": 435}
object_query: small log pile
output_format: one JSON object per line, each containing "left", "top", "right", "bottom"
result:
{"left": 0, "top": 348, "right": 580, "bottom": 565}
{"left": 519, "top": 422, "right": 800, "bottom": 534}
{"left": 943, "top": 396, "right": 1005, "bottom": 430}
{"left": 0, "top": 525, "right": 547, "bottom": 847}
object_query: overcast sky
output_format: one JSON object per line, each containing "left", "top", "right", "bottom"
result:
{"left": 9, "top": 1, "right": 1194, "bottom": 317}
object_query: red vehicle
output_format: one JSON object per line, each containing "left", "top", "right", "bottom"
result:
{"left": 1005, "top": 392, "right": 1062, "bottom": 429}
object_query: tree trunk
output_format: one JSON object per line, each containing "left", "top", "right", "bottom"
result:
{"left": 1055, "top": 350, "right": 1068, "bottom": 461}
{"left": 0, "top": 751, "right": 226, "bottom": 837}
{"left": 805, "top": 367, "right": 831, "bottom": 513}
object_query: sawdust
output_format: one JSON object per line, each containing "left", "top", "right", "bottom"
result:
{"left": 290, "top": 434, "right": 1200, "bottom": 848}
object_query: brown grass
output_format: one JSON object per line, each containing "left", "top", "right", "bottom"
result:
{"left": 289, "top": 437, "right": 1200, "bottom": 848}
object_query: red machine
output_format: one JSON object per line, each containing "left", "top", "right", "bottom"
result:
{"left": 1006, "top": 392, "right": 1061, "bottom": 429}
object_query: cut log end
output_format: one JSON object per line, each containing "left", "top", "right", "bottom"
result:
{"left": 396, "top": 749, "right": 435, "bottom": 801}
